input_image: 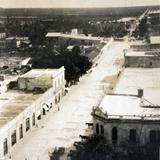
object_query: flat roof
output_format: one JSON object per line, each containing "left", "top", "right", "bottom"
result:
{"left": 0, "top": 57, "right": 30, "bottom": 68}
{"left": 46, "top": 32, "right": 101, "bottom": 41}
{"left": 99, "top": 95, "right": 160, "bottom": 119}
{"left": 130, "top": 40, "right": 146, "bottom": 46}
{"left": 125, "top": 51, "right": 160, "bottom": 57}
{"left": 19, "top": 69, "right": 58, "bottom": 79}
{"left": 0, "top": 90, "right": 42, "bottom": 128}
{"left": 114, "top": 68, "right": 160, "bottom": 105}
{"left": 150, "top": 36, "right": 160, "bottom": 45}
{"left": 148, "top": 10, "right": 160, "bottom": 15}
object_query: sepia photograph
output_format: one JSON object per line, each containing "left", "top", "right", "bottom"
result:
{"left": 0, "top": 0, "right": 160, "bottom": 160}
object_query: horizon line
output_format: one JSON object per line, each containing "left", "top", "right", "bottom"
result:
{"left": 0, "top": 4, "right": 159, "bottom": 9}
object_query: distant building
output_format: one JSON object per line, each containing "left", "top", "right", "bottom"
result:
{"left": 0, "top": 57, "right": 31, "bottom": 94}
{"left": 0, "top": 57, "right": 31, "bottom": 70}
{"left": 71, "top": 28, "right": 78, "bottom": 35}
{"left": 0, "top": 67, "right": 65, "bottom": 159}
{"left": 92, "top": 90, "right": 160, "bottom": 146}
{"left": 0, "top": 27, "right": 6, "bottom": 51}
{"left": 124, "top": 50, "right": 160, "bottom": 68}
{"left": 149, "top": 36, "right": 160, "bottom": 49}
{"left": 0, "top": 32, "right": 6, "bottom": 39}
{"left": 6, "top": 37, "right": 30, "bottom": 51}
{"left": 129, "top": 40, "right": 150, "bottom": 50}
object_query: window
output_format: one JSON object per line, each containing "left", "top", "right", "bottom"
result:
{"left": 58, "top": 78, "right": 61, "bottom": 88}
{"left": 129, "top": 129, "right": 136, "bottom": 143}
{"left": 11, "top": 130, "right": 17, "bottom": 146}
{"left": 3, "top": 138, "right": 8, "bottom": 155}
{"left": 101, "top": 125, "right": 104, "bottom": 135}
{"left": 55, "top": 81, "right": 57, "bottom": 90}
{"left": 19, "top": 124, "right": 23, "bottom": 139}
{"left": 150, "top": 130, "right": 160, "bottom": 144}
{"left": 32, "top": 113, "right": 35, "bottom": 126}
{"left": 96, "top": 123, "right": 99, "bottom": 135}
{"left": 58, "top": 93, "right": 61, "bottom": 102}
{"left": 150, "top": 62, "right": 152, "bottom": 66}
{"left": 26, "top": 118, "right": 30, "bottom": 132}
{"left": 112, "top": 127, "right": 118, "bottom": 144}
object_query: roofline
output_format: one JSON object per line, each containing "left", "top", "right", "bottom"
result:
{"left": 92, "top": 113, "right": 160, "bottom": 124}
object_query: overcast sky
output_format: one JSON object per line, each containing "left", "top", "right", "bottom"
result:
{"left": 0, "top": 0, "right": 159, "bottom": 8}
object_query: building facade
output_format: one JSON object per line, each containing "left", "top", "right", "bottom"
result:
{"left": 0, "top": 67, "right": 65, "bottom": 159}
{"left": 124, "top": 51, "right": 160, "bottom": 68}
{"left": 92, "top": 92, "right": 160, "bottom": 146}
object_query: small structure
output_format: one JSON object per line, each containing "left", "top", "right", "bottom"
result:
{"left": 150, "top": 36, "right": 160, "bottom": 49}
{"left": 92, "top": 90, "right": 160, "bottom": 146}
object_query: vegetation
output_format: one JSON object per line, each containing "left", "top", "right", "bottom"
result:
{"left": 138, "top": 17, "right": 148, "bottom": 37}
{"left": 30, "top": 46, "right": 92, "bottom": 85}
{"left": 66, "top": 136, "right": 159, "bottom": 160}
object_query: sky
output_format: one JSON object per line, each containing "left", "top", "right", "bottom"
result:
{"left": 0, "top": 0, "right": 159, "bottom": 8}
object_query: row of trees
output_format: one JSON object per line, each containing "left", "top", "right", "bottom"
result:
{"left": 5, "top": 16, "right": 128, "bottom": 45}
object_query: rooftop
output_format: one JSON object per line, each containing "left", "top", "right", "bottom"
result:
{"left": 0, "top": 90, "right": 42, "bottom": 128}
{"left": 19, "top": 69, "right": 58, "bottom": 79}
{"left": 130, "top": 40, "right": 146, "bottom": 46}
{"left": 148, "top": 10, "right": 160, "bottom": 15}
{"left": 0, "top": 57, "right": 30, "bottom": 68}
{"left": 98, "top": 94, "right": 160, "bottom": 120}
{"left": 114, "top": 68, "right": 160, "bottom": 105}
{"left": 125, "top": 51, "right": 160, "bottom": 57}
{"left": 46, "top": 32, "right": 101, "bottom": 41}
{"left": 150, "top": 36, "right": 160, "bottom": 45}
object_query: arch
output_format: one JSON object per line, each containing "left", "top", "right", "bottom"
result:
{"left": 32, "top": 113, "right": 35, "bottom": 126}
{"left": 101, "top": 125, "right": 104, "bottom": 135}
{"left": 96, "top": 123, "right": 99, "bottom": 135}
{"left": 112, "top": 127, "right": 118, "bottom": 144}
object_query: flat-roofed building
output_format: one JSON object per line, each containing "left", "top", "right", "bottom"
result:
{"left": 0, "top": 57, "right": 31, "bottom": 94}
{"left": 129, "top": 40, "right": 150, "bottom": 50}
{"left": 150, "top": 36, "right": 160, "bottom": 49}
{"left": 92, "top": 92, "right": 160, "bottom": 146}
{"left": 92, "top": 67, "right": 160, "bottom": 146}
{"left": 0, "top": 57, "right": 31, "bottom": 70}
{"left": 0, "top": 66, "right": 65, "bottom": 159}
{"left": 124, "top": 50, "right": 160, "bottom": 68}
{"left": 114, "top": 68, "right": 160, "bottom": 96}
{"left": 18, "top": 67, "right": 65, "bottom": 103}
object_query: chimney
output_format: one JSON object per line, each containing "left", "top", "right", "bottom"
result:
{"left": 138, "top": 89, "right": 143, "bottom": 98}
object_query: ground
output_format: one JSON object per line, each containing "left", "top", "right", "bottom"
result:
{"left": 11, "top": 41, "right": 129, "bottom": 160}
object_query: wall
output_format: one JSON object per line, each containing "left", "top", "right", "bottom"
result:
{"left": 0, "top": 67, "right": 65, "bottom": 159}
{"left": 0, "top": 87, "right": 55, "bottom": 159}
{"left": 93, "top": 117, "right": 160, "bottom": 146}
{"left": 53, "top": 67, "right": 65, "bottom": 104}
{"left": 125, "top": 56, "right": 160, "bottom": 68}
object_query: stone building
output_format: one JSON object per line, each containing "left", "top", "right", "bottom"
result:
{"left": 0, "top": 66, "right": 65, "bottom": 159}
{"left": 92, "top": 90, "right": 160, "bottom": 146}
{"left": 124, "top": 51, "right": 160, "bottom": 68}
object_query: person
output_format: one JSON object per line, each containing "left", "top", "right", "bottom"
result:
{"left": 58, "top": 106, "right": 60, "bottom": 111}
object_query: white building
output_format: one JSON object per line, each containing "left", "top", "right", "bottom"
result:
{"left": 92, "top": 67, "right": 160, "bottom": 146}
{"left": 0, "top": 67, "right": 65, "bottom": 159}
{"left": 0, "top": 57, "right": 31, "bottom": 94}
{"left": 0, "top": 33, "right": 6, "bottom": 39}
{"left": 92, "top": 91, "right": 160, "bottom": 146}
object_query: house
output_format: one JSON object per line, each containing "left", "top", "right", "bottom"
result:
{"left": 124, "top": 50, "right": 160, "bottom": 68}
